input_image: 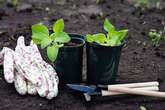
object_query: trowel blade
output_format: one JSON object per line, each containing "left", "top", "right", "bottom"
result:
{"left": 66, "top": 84, "right": 96, "bottom": 94}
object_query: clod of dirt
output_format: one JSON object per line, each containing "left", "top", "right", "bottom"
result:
{"left": 16, "top": 3, "right": 32, "bottom": 12}
{"left": 125, "top": 0, "right": 136, "bottom": 5}
{"left": 0, "top": 25, "right": 8, "bottom": 35}
{"left": 78, "top": 5, "right": 102, "bottom": 15}
{"left": 0, "top": 9, "right": 8, "bottom": 19}
{"left": 0, "top": 30, "right": 7, "bottom": 35}
{"left": 154, "top": 47, "right": 165, "bottom": 59}
{"left": 61, "top": 10, "right": 77, "bottom": 17}
{"left": 55, "top": 0, "right": 66, "bottom": 5}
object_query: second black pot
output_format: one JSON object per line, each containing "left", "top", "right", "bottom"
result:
{"left": 86, "top": 42, "right": 124, "bottom": 85}
{"left": 54, "top": 34, "right": 85, "bottom": 84}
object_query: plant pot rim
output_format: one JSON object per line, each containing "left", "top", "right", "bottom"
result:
{"left": 63, "top": 33, "right": 85, "bottom": 48}
{"left": 86, "top": 41, "right": 126, "bottom": 48}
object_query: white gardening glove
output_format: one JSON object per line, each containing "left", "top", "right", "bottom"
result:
{"left": 15, "top": 36, "right": 59, "bottom": 99}
{"left": 1, "top": 47, "right": 15, "bottom": 83}
{"left": 0, "top": 36, "right": 59, "bottom": 99}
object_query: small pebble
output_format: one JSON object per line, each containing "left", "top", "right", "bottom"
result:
{"left": 16, "top": 3, "right": 32, "bottom": 12}
{"left": 45, "top": 7, "right": 50, "bottom": 11}
{"left": 39, "top": 103, "right": 42, "bottom": 106}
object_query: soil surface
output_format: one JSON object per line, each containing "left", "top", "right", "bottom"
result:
{"left": 0, "top": 0, "right": 165, "bottom": 110}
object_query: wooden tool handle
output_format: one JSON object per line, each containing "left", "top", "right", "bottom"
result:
{"left": 107, "top": 81, "right": 159, "bottom": 90}
{"left": 102, "top": 86, "right": 159, "bottom": 96}
{"left": 108, "top": 87, "right": 165, "bottom": 98}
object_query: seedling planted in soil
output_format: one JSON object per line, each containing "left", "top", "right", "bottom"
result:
{"left": 86, "top": 18, "right": 128, "bottom": 46}
{"left": 135, "top": 0, "right": 149, "bottom": 9}
{"left": 8, "top": 0, "right": 18, "bottom": 6}
{"left": 140, "top": 106, "right": 147, "bottom": 110}
{"left": 135, "top": 0, "right": 161, "bottom": 10}
{"left": 0, "top": 0, "right": 18, "bottom": 6}
{"left": 148, "top": 27, "right": 165, "bottom": 47}
{"left": 32, "top": 19, "right": 71, "bottom": 62}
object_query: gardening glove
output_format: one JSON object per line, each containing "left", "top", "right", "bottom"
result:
{"left": 0, "top": 36, "right": 59, "bottom": 99}
{"left": 14, "top": 36, "right": 59, "bottom": 99}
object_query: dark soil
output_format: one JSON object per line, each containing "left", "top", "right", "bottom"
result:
{"left": 0, "top": 0, "right": 165, "bottom": 110}
{"left": 65, "top": 42, "right": 78, "bottom": 46}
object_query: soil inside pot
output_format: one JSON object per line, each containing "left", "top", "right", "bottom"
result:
{"left": 65, "top": 42, "right": 78, "bottom": 46}
{"left": 64, "top": 38, "right": 83, "bottom": 46}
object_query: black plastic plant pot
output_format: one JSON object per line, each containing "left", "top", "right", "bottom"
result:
{"left": 54, "top": 34, "right": 85, "bottom": 84}
{"left": 86, "top": 42, "right": 125, "bottom": 85}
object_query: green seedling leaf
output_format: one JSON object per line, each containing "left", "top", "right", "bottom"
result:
{"left": 32, "top": 18, "right": 71, "bottom": 62}
{"left": 86, "top": 34, "right": 95, "bottom": 43}
{"left": 86, "top": 19, "right": 128, "bottom": 47}
{"left": 135, "top": 0, "right": 149, "bottom": 9}
{"left": 148, "top": 28, "right": 165, "bottom": 47}
{"left": 96, "top": 0, "right": 100, "bottom": 4}
{"left": 107, "top": 29, "right": 127, "bottom": 46}
{"left": 32, "top": 38, "right": 42, "bottom": 44}
{"left": 7, "top": 0, "right": 18, "bottom": 6}
{"left": 47, "top": 45, "right": 59, "bottom": 62}
{"left": 93, "top": 33, "right": 107, "bottom": 44}
{"left": 41, "top": 37, "right": 52, "bottom": 49}
{"left": 107, "top": 35, "right": 121, "bottom": 46}
{"left": 104, "top": 18, "right": 115, "bottom": 32}
{"left": 117, "top": 29, "right": 128, "bottom": 41}
{"left": 50, "top": 32, "right": 71, "bottom": 43}
{"left": 140, "top": 106, "right": 147, "bottom": 110}
{"left": 107, "top": 29, "right": 117, "bottom": 39}
{"left": 53, "top": 18, "right": 64, "bottom": 33}
{"left": 32, "top": 24, "right": 49, "bottom": 42}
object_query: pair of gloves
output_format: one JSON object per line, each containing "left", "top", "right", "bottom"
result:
{"left": 0, "top": 36, "right": 59, "bottom": 99}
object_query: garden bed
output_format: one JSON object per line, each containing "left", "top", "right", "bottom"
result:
{"left": 0, "top": 0, "right": 165, "bottom": 109}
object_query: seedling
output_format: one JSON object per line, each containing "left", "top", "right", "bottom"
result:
{"left": 0, "top": 0, "right": 18, "bottom": 6}
{"left": 32, "top": 19, "right": 71, "bottom": 62}
{"left": 140, "top": 106, "right": 147, "bottom": 110}
{"left": 7, "top": 0, "right": 18, "bottom": 6}
{"left": 148, "top": 27, "right": 165, "bottom": 47}
{"left": 135, "top": 0, "right": 149, "bottom": 10}
{"left": 135, "top": 0, "right": 161, "bottom": 10}
{"left": 86, "top": 18, "right": 128, "bottom": 46}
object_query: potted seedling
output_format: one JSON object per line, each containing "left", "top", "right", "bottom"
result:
{"left": 86, "top": 18, "right": 128, "bottom": 84}
{"left": 32, "top": 18, "right": 85, "bottom": 84}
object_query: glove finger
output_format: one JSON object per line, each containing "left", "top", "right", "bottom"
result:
{"left": 3, "top": 47, "right": 15, "bottom": 83}
{"left": 27, "top": 81, "right": 37, "bottom": 95}
{"left": 44, "top": 70, "right": 55, "bottom": 99}
{"left": 36, "top": 74, "right": 49, "bottom": 98}
{"left": 46, "top": 73, "right": 58, "bottom": 99}
{"left": 14, "top": 71, "right": 27, "bottom": 95}
{"left": 14, "top": 53, "right": 42, "bottom": 86}
{"left": 0, "top": 49, "right": 3, "bottom": 65}
{"left": 52, "top": 74, "right": 58, "bottom": 97}
{"left": 16, "top": 36, "right": 25, "bottom": 47}
{"left": 42, "top": 61, "right": 58, "bottom": 99}
{"left": 50, "top": 70, "right": 59, "bottom": 98}
{"left": 30, "top": 44, "right": 43, "bottom": 61}
{"left": 43, "top": 61, "right": 59, "bottom": 84}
